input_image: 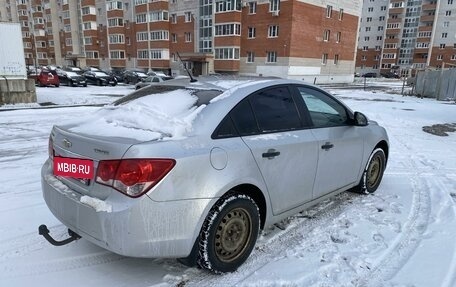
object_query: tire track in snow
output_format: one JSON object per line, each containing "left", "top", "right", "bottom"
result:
{"left": 353, "top": 176, "right": 431, "bottom": 286}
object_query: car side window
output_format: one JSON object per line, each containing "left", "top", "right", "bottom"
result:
{"left": 249, "top": 86, "right": 302, "bottom": 132}
{"left": 230, "top": 99, "right": 259, "bottom": 136}
{"left": 152, "top": 77, "right": 160, "bottom": 82}
{"left": 297, "top": 87, "right": 348, "bottom": 128}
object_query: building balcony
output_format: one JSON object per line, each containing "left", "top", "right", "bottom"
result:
{"left": 420, "top": 15, "right": 435, "bottom": 22}
{"left": 414, "top": 47, "right": 429, "bottom": 53}
{"left": 385, "top": 28, "right": 401, "bottom": 35}
{"left": 389, "top": 8, "right": 405, "bottom": 14}
{"left": 422, "top": 3, "right": 437, "bottom": 11}
{"left": 387, "top": 18, "right": 402, "bottom": 24}
{"left": 418, "top": 25, "right": 433, "bottom": 32}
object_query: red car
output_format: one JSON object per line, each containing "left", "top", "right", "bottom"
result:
{"left": 36, "top": 69, "right": 60, "bottom": 87}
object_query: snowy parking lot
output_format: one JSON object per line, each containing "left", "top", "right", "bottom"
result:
{"left": 1, "top": 82, "right": 455, "bottom": 286}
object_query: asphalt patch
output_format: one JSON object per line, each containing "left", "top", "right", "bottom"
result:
{"left": 422, "top": 123, "right": 456, "bottom": 136}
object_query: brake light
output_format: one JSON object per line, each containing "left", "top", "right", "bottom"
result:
{"left": 48, "top": 136, "right": 54, "bottom": 159}
{"left": 95, "top": 159, "right": 175, "bottom": 198}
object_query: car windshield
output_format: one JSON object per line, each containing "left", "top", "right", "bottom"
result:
{"left": 94, "top": 71, "right": 109, "bottom": 77}
{"left": 137, "top": 72, "right": 147, "bottom": 77}
{"left": 66, "top": 71, "right": 79, "bottom": 77}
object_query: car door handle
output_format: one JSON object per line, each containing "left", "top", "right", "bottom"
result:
{"left": 262, "top": 149, "right": 281, "bottom": 159}
{"left": 321, "top": 142, "right": 334, "bottom": 151}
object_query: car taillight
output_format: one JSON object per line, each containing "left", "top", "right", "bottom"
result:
{"left": 95, "top": 159, "right": 175, "bottom": 198}
{"left": 48, "top": 136, "right": 54, "bottom": 159}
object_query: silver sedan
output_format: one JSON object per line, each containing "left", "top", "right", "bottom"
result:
{"left": 41, "top": 78, "right": 389, "bottom": 273}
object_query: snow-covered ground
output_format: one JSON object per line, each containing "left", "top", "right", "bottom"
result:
{"left": 1, "top": 82, "right": 456, "bottom": 287}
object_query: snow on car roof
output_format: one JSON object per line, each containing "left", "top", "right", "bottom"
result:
{"left": 68, "top": 89, "right": 205, "bottom": 141}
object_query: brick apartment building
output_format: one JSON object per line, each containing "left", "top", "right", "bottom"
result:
{"left": 0, "top": 0, "right": 362, "bottom": 83}
{"left": 356, "top": 0, "right": 456, "bottom": 77}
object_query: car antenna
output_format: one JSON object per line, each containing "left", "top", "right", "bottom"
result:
{"left": 176, "top": 52, "right": 197, "bottom": 83}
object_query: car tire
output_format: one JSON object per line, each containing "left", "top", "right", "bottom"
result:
{"left": 55, "top": 84, "right": 59, "bottom": 87}
{"left": 354, "top": 148, "right": 386, "bottom": 194}
{"left": 97, "top": 79, "right": 102, "bottom": 86}
{"left": 83, "top": 84, "right": 87, "bottom": 87}
{"left": 197, "top": 193, "right": 260, "bottom": 273}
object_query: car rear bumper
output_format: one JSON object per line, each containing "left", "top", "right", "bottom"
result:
{"left": 41, "top": 159, "right": 210, "bottom": 258}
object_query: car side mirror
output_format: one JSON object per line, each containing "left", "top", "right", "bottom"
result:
{"left": 354, "top": 112, "right": 368, "bottom": 126}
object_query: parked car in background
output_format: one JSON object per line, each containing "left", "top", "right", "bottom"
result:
{"left": 83, "top": 71, "right": 117, "bottom": 86}
{"left": 380, "top": 72, "right": 400, "bottom": 79}
{"left": 36, "top": 69, "right": 60, "bottom": 87}
{"left": 362, "top": 72, "right": 378, "bottom": 78}
{"left": 42, "top": 77, "right": 389, "bottom": 273}
{"left": 103, "top": 69, "right": 125, "bottom": 83}
{"left": 123, "top": 70, "right": 148, "bottom": 84}
{"left": 57, "top": 70, "right": 87, "bottom": 87}
{"left": 64, "top": 66, "right": 84, "bottom": 75}
{"left": 134, "top": 75, "right": 174, "bottom": 90}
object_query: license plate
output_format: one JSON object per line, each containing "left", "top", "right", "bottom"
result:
{"left": 54, "top": 157, "right": 94, "bottom": 179}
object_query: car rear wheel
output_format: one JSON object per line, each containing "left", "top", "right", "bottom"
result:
{"left": 354, "top": 148, "right": 386, "bottom": 194}
{"left": 198, "top": 194, "right": 260, "bottom": 273}
{"left": 97, "top": 79, "right": 102, "bottom": 86}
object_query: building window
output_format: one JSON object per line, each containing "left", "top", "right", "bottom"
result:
{"left": 150, "top": 30, "right": 169, "bottom": 41}
{"left": 37, "top": 52, "right": 47, "bottom": 59}
{"left": 379, "top": 16, "right": 385, "bottom": 21}
{"left": 367, "top": 17, "right": 372, "bottom": 22}
{"left": 109, "top": 34, "right": 125, "bottom": 44}
{"left": 248, "top": 27, "right": 256, "bottom": 38}
{"left": 215, "top": 23, "right": 241, "bottom": 36}
{"left": 364, "top": 36, "right": 370, "bottom": 41}
{"left": 365, "top": 27, "right": 371, "bottom": 32}
{"left": 326, "top": 5, "right": 332, "bottom": 18}
{"left": 363, "top": 46, "right": 369, "bottom": 51}
{"left": 110, "top": 50, "right": 125, "bottom": 59}
{"left": 84, "top": 37, "right": 92, "bottom": 45}
{"left": 377, "top": 36, "right": 383, "bottom": 41}
{"left": 451, "top": 54, "right": 456, "bottom": 60}
{"left": 446, "top": 10, "right": 452, "bottom": 16}
{"left": 106, "top": 1, "right": 122, "bottom": 11}
{"left": 136, "top": 31, "right": 148, "bottom": 41}
{"left": 339, "top": 8, "right": 343, "bottom": 20}
{"left": 383, "top": 53, "right": 396, "bottom": 59}
{"left": 334, "top": 54, "right": 339, "bottom": 65}
{"left": 323, "top": 30, "right": 330, "bottom": 41}
{"left": 65, "top": 38, "right": 72, "bottom": 46}
{"left": 437, "top": 55, "right": 443, "bottom": 60}
{"left": 108, "top": 18, "right": 124, "bottom": 27}
{"left": 444, "top": 21, "right": 450, "bottom": 27}
{"left": 185, "top": 12, "right": 192, "bottom": 22}
{"left": 336, "top": 31, "right": 341, "bottom": 43}
{"left": 361, "top": 55, "right": 367, "bottom": 61}
{"left": 248, "top": 1, "right": 257, "bottom": 14}
{"left": 269, "top": 0, "right": 279, "bottom": 12}
{"left": 172, "top": 33, "right": 177, "bottom": 43}
{"left": 171, "top": 13, "right": 177, "bottom": 24}
{"left": 267, "top": 51, "right": 277, "bottom": 63}
{"left": 85, "top": 51, "right": 99, "bottom": 58}
{"left": 148, "top": 11, "right": 169, "bottom": 22}
{"left": 136, "top": 13, "right": 147, "bottom": 23}
{"left": 368, "top": 7, "right": 373, "bottom": 12}
{"left": 442, "top": 32, "right": 448, "bottom": 38}
{"left": 322, "top": 53, "right": 328, "bottom": 64}
{"left": 440, "top": 44, "right": 446, "bottom": 49}
{"left": 215, "top": 47, "right": 240, "bottom": 60}
{"left": 247, "top": 51, "right": 255, "bottom": 63}
{"left": 135, "top": 0, "right": 148, "bottom": 5}
{"left": 216, "top": 0, "right": 241, "bottom": 13}
{"left": 375, "top": 46, "right": 381, "bottom": 51}
{"left": 82, "top": 6, "right": 96, "bottom": 15}
{"left": 268, "top": 25, "right": 279, "bottom": 38}
{"left": 381, "top": 6, "right": 386, "bottom": 11}
{"left": 378, "top": 26, "right": 384, "bottom": 31}
{"left": 185, "top": 32, "right": 192, "bottom": 42}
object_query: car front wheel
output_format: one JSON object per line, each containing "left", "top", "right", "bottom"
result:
{"left": 198, "top": 193, "right": 260, "bottom": 273}
{"left": 358, "top": 148, "right": 386, "bottom": 194}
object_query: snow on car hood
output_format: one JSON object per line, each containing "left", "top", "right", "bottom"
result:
{"left": 68, "top": 89, "right": 205, "bottom": 141}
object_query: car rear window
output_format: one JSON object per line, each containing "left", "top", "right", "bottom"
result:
{"left": 113, "top": 85, "right": 223, "bottom": 107}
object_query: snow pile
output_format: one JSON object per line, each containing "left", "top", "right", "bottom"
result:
{"left": 80, "top": 195, "right": 112, "bottom": 213}
{"left": 69, "top": 89, "right": 205, "bottom": 141}
{"left": 210, "top": 80, "right": 273, "bottom": 103}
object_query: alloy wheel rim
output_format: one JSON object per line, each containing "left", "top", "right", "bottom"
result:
{"left": 214, "top": 207, "right": 252, "bottom": 263}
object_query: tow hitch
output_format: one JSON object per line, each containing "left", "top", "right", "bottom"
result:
{"left": 38, "top": 224, "right": 81, "bottom": 246}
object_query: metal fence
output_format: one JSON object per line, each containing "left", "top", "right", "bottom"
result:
{"left": 415, "top": 69, "right": 456, "bottom": 101}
